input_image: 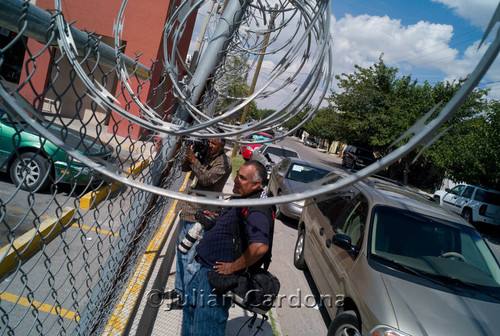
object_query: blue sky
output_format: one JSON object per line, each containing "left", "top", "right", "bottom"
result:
{"left": 329, "top": 0, "right": 499, "bottom": 97}
{"left": 185, "top": 0, "right": 500, "bottom": 110}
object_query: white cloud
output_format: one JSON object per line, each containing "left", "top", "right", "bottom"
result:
{"left": 432, "top": 0, "right": 498, "bottom": 29}
{"left": 331, "top": 14, "right": 458, "bottom": 75}
{"left": 329, "top": 10, "right": 500, "bottom": 100}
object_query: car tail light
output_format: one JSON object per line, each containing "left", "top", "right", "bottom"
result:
{"left": 479, "top": 204, "right": 487, "bottom": 216}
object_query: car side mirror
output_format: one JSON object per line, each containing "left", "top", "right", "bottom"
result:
{"left": 445, "top": 188, "right": 450, "bottom": 192}
{"left": 333, "top": 233, "right": 359, "bottom": 255}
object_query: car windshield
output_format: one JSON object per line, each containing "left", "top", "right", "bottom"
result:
{"left": 286, "top": 164, "right": 330, "bottom": 183}
{"left": 265, "top": 147, "right": 298, "bottom": 158}
{"left": 370, "top": 206, "right": 500, "bottom": 289}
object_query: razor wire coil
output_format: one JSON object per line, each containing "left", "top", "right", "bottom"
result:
{"left": 0, "top": 0, "right": 499, "bottom": 334}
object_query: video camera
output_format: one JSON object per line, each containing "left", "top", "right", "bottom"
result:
{"left": 178, "top": 210, "right": 216, "bottom": 254}
{"left": 184, "top": 137, "right": 210, "bottom": 164}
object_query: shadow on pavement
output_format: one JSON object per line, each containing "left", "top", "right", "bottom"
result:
{"left": 278, "top": 216, "right": 299, "bottom": 230}
{"left": 226, "top": 315, "right": 274, "bottom": 336}
{"left": 302, "top": 269, "right": 332, "bottom": 330}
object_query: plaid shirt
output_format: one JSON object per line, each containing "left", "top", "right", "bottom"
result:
{"left": 176, "top": 151, "right": 232, "bottom": 222}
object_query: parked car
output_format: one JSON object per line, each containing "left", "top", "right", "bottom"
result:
{"left": 341, "top": 145, "right": 376, "bottom": 170}
{"left": 250, "top": 144, "right": 299, "bottom": 177}
{"left": 267, "top": 158, "right": 332, "bottom": 220}
{"left": 240, "top": 132, "right": 274, "bottom": 160}
{"left": 294, "top": 173, "right": 500, "bottom": 335}
{"left": 303, "top": 136, "right": 318, "bottom": 148}
{"left": 0, "top": 87, "right": 114, "bottom": 192}
{"left": 433, "top": 184, "right": 500, "bottom": 226}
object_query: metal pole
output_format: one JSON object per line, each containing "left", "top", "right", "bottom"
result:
{"left": 187, "top": 0, "right": 250, "bottom": 107}
{"left": 73, "top": 0, "right": 252, "bottom": 333}
{"left": 189, "top": 0, "right": 217, "bottom": 72}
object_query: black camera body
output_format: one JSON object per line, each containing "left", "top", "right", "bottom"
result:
{"left": 185, "top": 138, "right": 210, "bottom": 164}
{"left": 178, "top": 210, "right": 216, "bottom": 254}
{"left": 195, "top": 210, "right": 216, "bottom": 231}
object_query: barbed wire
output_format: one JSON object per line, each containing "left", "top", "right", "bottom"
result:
{"left": 0, "top": 0, "right": 499, "bottom": 207}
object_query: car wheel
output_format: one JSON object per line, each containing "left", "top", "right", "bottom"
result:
{"left": 293, "top": 227, "right": 306, "bottom": 270}
{"left": 10, "top": 152, "right": 51, "bottom": 192}
{"left": 327, "top": 311, "right": 360, "bottom": 336}
{"left": 462, "top": 208, "right": 473, "bottom": 223}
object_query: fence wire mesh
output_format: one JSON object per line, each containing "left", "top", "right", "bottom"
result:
{"left": 0, "top": 0, "right": 499, "bottom": 335}
{"left": 0, "top": 1, "right": 187, "bottom": 334}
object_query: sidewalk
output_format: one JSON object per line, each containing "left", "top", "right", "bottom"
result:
{"left": 128, "top": 149, "right": 280, "bottom": 336}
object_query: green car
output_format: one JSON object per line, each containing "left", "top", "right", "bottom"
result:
{"left": 0, "top": 88, "right": 114, "bottom": 192}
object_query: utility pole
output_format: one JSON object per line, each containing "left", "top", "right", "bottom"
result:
{"left": 232, "top": 6, "right": 278, "bottom": 157}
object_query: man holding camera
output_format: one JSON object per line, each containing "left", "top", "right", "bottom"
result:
{"left": 182, "top": 160, "right": 274, "bottom": 336}
{"left": 167, "top": 138, "right": 232, "bottom": 307}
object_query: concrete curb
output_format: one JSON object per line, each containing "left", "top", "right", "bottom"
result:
{"left": 102, "top": 172, "right": 191, "bottom": 335}
{"left": 79, "top": 158, "right": 151, "bottom": 210}
{"left": 0, "top": 207, "right": 76, "bottom": 279}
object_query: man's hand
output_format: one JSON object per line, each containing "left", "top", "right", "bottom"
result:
{"left": 185, "top": 146, "right": 197, "bottom": 164}
{"left": 213, "top": 261, "right": 235, "bottom": 275}
{"left": 214, "top": 243, "right": 268, "bottom": 275}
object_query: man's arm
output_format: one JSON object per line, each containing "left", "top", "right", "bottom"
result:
{"left": 190, "top": 155, "right": 231, "bottom": 187}
{"left": 214, "top": 243, "right": 268, "bottom": 275}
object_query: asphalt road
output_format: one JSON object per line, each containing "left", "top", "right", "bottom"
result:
{"left": 268, "top": 136, "right": 341, "bottom": 335}
{"left": 265, "top": 135, "right": 500, "bottom": 335}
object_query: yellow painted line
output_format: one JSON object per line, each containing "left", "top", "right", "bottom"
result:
{"left": 0, "top": 207, "right": 75, "bottom": 279}
{"left": 0, "top": 291, "right": 79, "bottom": 321}
{"left": 79, "top": 183, "right": 122, "bottom": 210}
{"left": 127, "top": 158, "right": 151, "bottom": 176}
{"left": 103, "top": 172, "right": 191, "bottom": 335}
{"left": 79, "top": 158, "right": 151, "bottom": 210}
{"left": 71, "top": 224, "right": 119, "bottom": 237}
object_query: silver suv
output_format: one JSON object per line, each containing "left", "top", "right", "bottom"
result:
{"left": 433, "top": 184, "right": 500, "bottom": 226}
{"left": 294, "top": 173, "right": 500, "bottom": 335}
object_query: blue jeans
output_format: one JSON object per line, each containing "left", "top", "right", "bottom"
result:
{"left": 175, "top": 219, "right": 202, "bottom": 295}
{"left": 182, "top": 266, "right": 232, "bottom": 336}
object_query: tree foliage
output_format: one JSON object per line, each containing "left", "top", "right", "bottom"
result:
{"left": 304, "top": 106, "right": 338, "bottom": 144}
{"left": 316, "top": 55, "right": 495, "bottom": 189}
{"left": 215, "top": 56, "right": 257, "bottom": 122}
{"left": 284, "top": 107, "right": 310, "bottom": 131}
{"left": 428, "top": 101, "right": 500, "bottom": 189}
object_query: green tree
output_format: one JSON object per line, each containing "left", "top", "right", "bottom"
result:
{"left": 304, "top": 106, "right": 338, "bottom": 146}
{"left": 284, "top": 107, "right": 309, "bottom": 132}
{"left": 428, "top": 100, "right": 500, "bottom": 189}
{"left": 325, "top": 55, "right": 491, "bottom": 189}
{"left": 215, "top": 56, "right": 257, "bottom": 122}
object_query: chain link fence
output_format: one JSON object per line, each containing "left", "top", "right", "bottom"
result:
{"left": 1, "top": 0, "right": 499, "bottom": 335}
{"left": 0, "top": 1, "right": 188, "bottom": 334}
